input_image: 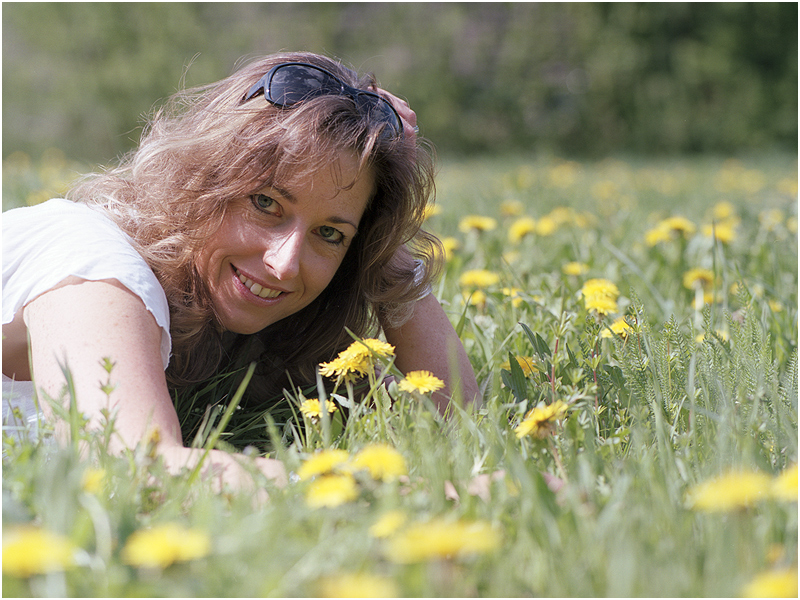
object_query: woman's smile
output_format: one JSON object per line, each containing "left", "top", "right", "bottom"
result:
{"left": 233, "top": 266, "right": 286, "bottom": 300}
{"left": 196, "top": 151, "right": 374, "bottom": 335}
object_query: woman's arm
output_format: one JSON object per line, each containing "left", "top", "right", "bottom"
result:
{"left": 24, "top": 278, "right": 285, "bottom": 489}
{"left": 371, "top": 88, "right": 479, "bottom": 411}
{"left": 382, "top": 293, "right": 480, "bottom": 413}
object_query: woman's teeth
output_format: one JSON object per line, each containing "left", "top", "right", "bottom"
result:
{"left": 236, "top": 270, "right": 282, "bottom": 299}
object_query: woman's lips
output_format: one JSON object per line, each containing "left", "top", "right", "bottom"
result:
{"left": 233, "top": 267, "right": 284, "bottom": 299}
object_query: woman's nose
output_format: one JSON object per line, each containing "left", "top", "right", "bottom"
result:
{"left": 263, "top": 230, "right": 303, "bottom": 280}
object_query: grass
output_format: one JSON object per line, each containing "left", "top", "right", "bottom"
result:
{"left": 2, "top": 150, "right": 798, "bottom": 597}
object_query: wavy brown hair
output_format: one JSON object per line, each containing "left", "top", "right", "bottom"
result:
{"left": 68, "top": 51, "right": 442, "bottom": 399}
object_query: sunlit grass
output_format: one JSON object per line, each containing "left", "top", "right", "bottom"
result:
{"left": 3, "top": 151, "right": 797, "bottom": 597}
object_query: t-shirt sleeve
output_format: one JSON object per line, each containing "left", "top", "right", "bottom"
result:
{"left": 2, "top": 199, "right": 172, "bottom": 370}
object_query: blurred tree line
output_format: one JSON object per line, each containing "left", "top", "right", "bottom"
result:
{"left": 3, "top": 2, "right": 797, "bottom": 162}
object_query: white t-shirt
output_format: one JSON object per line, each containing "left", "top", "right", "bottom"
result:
{"left": 2, "top": 198, "right": 172, "bottom": 440}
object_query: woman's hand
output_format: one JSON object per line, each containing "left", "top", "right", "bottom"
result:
{"left": 162, "top": 445, "right": 287, "bottom": 493}
{"left": 372, "top": 86, "right": 419, "bottom": 144}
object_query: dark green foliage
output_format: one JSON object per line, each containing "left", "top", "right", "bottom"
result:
{"left": 3, "top": 2, "right": 797, "bottom": 161}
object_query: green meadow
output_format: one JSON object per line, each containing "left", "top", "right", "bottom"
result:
{"left": 3, "top": 151, "right": 797, "bottom": 597}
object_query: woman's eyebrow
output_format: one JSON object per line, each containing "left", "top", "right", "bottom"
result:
{"left": 271, "top": 185, "right": 298, "bottom": 203}
{"left": 271, "top": 184, "right": 359, "bottom": 231}
{"left": 328, "top": 216, "right": 359, "bottom": 231}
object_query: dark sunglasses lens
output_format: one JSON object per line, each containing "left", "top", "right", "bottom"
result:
{"left": 258, "top": 64, "right": 403, "bottom": 138}
{"left": 357, "top": 94, "right": 402, "bottom": 136}
{"left": 269, "top": 64, "right": 340, "bottom": 106}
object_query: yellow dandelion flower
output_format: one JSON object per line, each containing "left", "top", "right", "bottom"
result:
{"left": 515, "top": 400, "right": 569, "bottom": 439}
{"left": 81, "top": 467, "right": 106, "bottom": 495}
{"left": 662, "top": 215, "right": 697, "bottom": 235}
{"left": 548, "top": 206, "right": 575, "bottom": 225}
{"left": 462, "top": 289, "right": 487, "bottom": 308}
{"left": 741, "top": 568, "right": 798, "bottom": 598}
{"left": 458, "top": 215, "right": 497, "bottom": 233}
{"left": 771, "top": 464, "right": 798, "bottom": 502}
{"left": 573, "top": 212, "right": 593, "bottom": 228}
{"left": 320, "top": 339, "right": 395, "bottom": 384}
{"left": 686, "top": 470, "right": 772, "bottom": 512}
{"left": 502, "top": 287, "right": 523, "bottom": 308}
{"left": 535, "top": 216, "right": 558, "bottom": 236}
{"left": 646, "top": 216, "right": 696, "bottom": 246}
{"left": 317, "top": 572, "right": 399, "bottom": 598}
{"left": 459, "top": 269, "right": 500, "bottom": 288}
{"left": 297, "top": 449, "right": 351, "bottom": 481}
{"left": 562, "top": 261, "right": 589, "bottom": 276}
{"left": 121, "top": 523, "right": 211, "bottom": 569}
{"left": 351, "top": 444, "right": 408, "bottom": 481}
{"left": 683, "top": 268, "right": 714, "bottom": 290}
{"left": 343, "top": 338, "right": 395, "bottom": 362}
{"left": 581, "top": 278, "right": 620, "bottom": 315}
{"left": 369, "top": 510, "right": 408, "bottom": 538}
{"left": 501, "top": 356, "right": 539, "bottom": 377}
{"left": 441, "top": 236, "right": 460, "bottom": 261}
{"left": 601, "top": 316, "right": 632, "bottom": 339}
{"left": 581, "top": 278, "right": 620, "bottom": 300}
{"left": 2, "top": 526, "right": 76, "bottom": 578}
{"left": 585, "top": 294, "right": 618, "bottom": 316}
{"left": 508, "top": 216, "right": 537, "bottom": 244}
{"left": 548, "top": 161, "right": 579, "bottom": 188}
{"left": 702, "top": 220, "right": 737, "bottom": 243}
{"left": 500, "top": 199, "right": 525, "bottom": 217}
{"left": 769, "top": 300, "right": 784, "bottom": 313}
{"left": 4, "top": 150, "right": 32, "bottom": 171}
{"left": 591, "top": 180, "right": 618, "bottom": 202}
{"left": 695, "top": 329, "right": 729, "bottom": 344}
{"left": 423, "top": 204, "right": 441, "bottom": 220}
{"left": 645, "top": 223, "right": 673, "bottom": 247}
{"left": 319, "top": 354, "right": 367, "bottom": 384}
{"left": 502, "top": 250, "right": 520, "bottom": 264}
{"left": 300, "top": 398, "right": 338, "bottom": 421}
{"left": 305, "top": 473, "right": 359, "bottom": 508}
{"left": 759, "top": 208, "right": 785, "bottom": 231}
{"left": 712, "top": 201, "right": 736, "bottom": 220}
{"left": 397, "top": 370, "right": 445, "bottom": 395}
{"left": 776, "top": 177, "right": 798, "bottom": 197}
{"left": 788, "top": 216, "right": 798, "bottom": 234}
{"left": 741, "top": 169, "right": 766, "bottom": 193}
{"left": 385, "top": 519, "right": 501, "bottom": 563}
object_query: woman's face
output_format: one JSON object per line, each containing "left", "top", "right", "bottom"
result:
{"left": 197, "top": 151, "right": 374, "bottom": 334}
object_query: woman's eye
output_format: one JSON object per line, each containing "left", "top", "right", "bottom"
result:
{"left": 318, "top": 225, "right": 344, "bottom": 244}
{"left": 251, "top": 194, "right": 279, "bottom": 214}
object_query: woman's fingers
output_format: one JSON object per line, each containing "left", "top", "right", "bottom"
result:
{"left": 372, "top": 86, "right": 418, "bottom": 139}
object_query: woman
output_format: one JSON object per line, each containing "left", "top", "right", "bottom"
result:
{"left": 2, "top": 52, "right": 478, "bottom": 489}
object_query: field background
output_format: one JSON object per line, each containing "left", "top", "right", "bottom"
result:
{"left": 3, "top": 3, "right": 798, "bottom": 598}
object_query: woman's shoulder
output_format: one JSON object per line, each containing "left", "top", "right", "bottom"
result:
{"left": 3, "top": 198, "right": 172, "bottom": 368}
{"left": 3, "top": 198, "right": 145, "bottom": 272}
{"left": 4, "top": 197, "right": 121, "bottom": 232}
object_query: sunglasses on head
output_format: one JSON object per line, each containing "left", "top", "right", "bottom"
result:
{"left": 243, "top": 62, "right": 404, "bottom": 139}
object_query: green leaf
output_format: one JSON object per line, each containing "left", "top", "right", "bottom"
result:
{"left": 519, "top": 322, "right": 551, "bottom": 360}
{"left": 501, "top": 352, "right": 529, "bottom": 404}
